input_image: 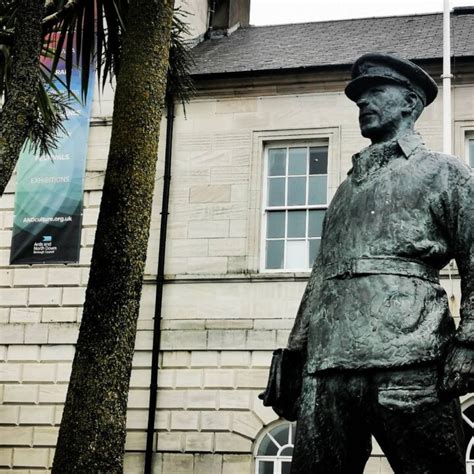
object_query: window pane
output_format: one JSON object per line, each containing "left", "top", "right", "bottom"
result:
{"left": 469, "top": 139, "right": 474, "bottom": 168}
{"left": 280, "top": 446, "right": 294, "bottom": 456}
{"left": 258, "top": 460, "right": 275, "bottom": 474}
{"left": 266, "top": 240, "right": 284, "bottom": 269}
{"left": 268, "top": 178, "right": 285, "bottom": 206}
{"left": 258, "top": 434, "right": 279, "bottom": 456}
{"left": 287, "top": 211, "right": 306, "bottom": 238}
{"left": 271, "top": 423, "right": 291, "bottom": 446}
{"left": 281, "top": 461, "right": 292, "bottom": 474}
{"left": 287, "top": 177, "right": 306, "bottom": 205}
{"left": 288, "top": 147, "right": 307, "bottom": 175}
{"left": 267, "top": 212, "right": 285, "bottom": 238}
{"left": 308, "top": 176, "right": 327, "bottom": 205}
{"left": 464, "top": 405, "right": 474, "bottom": 421}
{"left": 309, "top": 146, "right": 328, "bottom": 174}
{"left": 309, "top": 239, "right": 321, "bottom": 266}
{"left": 308, "top": 210, "right": 325, "bottom": 237}
{"left": 286, "top": 240, "right": 305, "bottom": 269}
{"left": 268, "top": 148, "right": 286, "bottom": 176}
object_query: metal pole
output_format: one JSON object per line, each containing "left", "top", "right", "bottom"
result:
{"left": 442, "top": 0, "right": 453, "bottom": 154}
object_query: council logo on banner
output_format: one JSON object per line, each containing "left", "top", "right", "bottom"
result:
{"left": 10, "top": 35, "right": 94, "bottom": 265}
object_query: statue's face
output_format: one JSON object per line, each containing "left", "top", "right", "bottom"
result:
{"left": 357, "top": 83, "right": 412, "bottom": 142}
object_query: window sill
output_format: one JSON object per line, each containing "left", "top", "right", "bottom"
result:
{"left": 143, "top": 271, "right": 311, "bottom": 284}
{"left": 143, "top": 266, "right": 459, "bottom": 284}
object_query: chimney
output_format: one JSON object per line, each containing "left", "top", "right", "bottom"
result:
{"left": 207, "top": 0, "right": 251, "bottom": 38}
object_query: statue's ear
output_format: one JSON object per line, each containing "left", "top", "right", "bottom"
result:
{"left": 404, "top": 91, "right": 419, "bottom": 115}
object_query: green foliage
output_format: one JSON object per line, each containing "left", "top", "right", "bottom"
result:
{"left": 0, "top": 0, "right": 73, "bottom": 156}
{"left": 168, "top": 8, "right": 196, "bottom": 110}
{"left": 0, "top": 0, "right": 194, "bottom": 157}
{"left": 27, "top": 78, "right": 70, "bottom": 156}
{"left": 43, "top": 0, "right": 194, "bottom": 106}
{"left": 43, "top": 0, "right": 128, "bottom": 100}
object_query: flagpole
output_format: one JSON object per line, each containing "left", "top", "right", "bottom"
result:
{"left": 442, "top": 0, "right": 452, "bottom": 154}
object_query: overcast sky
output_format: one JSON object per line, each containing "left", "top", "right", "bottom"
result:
{"left": 250, "top": 0, "right": 474, "bottom": 25}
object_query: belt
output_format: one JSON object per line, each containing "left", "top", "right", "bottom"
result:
{"left": 324, "top": 257, "right": 439, "bottom": 283}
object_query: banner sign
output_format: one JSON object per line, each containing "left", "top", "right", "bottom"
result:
{"left": 10, "top": 43, "right": 94, "bottom": 264}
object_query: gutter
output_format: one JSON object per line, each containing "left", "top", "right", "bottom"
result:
{"left": 144, "top": 96, "right": 175, "bottom": 474}
{"left": 189, "top": 56, "right": 474, "bottom": 82}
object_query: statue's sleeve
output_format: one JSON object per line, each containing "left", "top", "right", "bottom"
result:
{"left": 449, "top": 164, "right": 474, "bottom": 346}
{"left": 286, "top": 254, "right": 323, "bottom": 352}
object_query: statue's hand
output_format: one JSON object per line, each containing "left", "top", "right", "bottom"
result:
{"left": 439, "top": 343, "right": 474, "bottom": 398}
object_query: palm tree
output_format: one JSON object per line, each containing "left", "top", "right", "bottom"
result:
{"left": 3, "top": 0, "right": 193, "bottom": 470}
{"left": 50, "top": 1, "right": 194, "bottom": 471}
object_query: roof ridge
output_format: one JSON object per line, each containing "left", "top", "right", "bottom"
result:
{"left": 245, "top": 11, "right": 443, "bottom": 29}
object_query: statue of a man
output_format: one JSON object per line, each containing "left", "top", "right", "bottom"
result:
{"left": 262, "top": 53, "right": 474, "bottom": 473}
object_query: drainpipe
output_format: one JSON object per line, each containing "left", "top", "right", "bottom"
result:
{"left": 144, "top": 96, "right": 175, "bottom": 474}
{"left": 205, "top": 0, "right": 217, "bottom": 39}
{"left": 442, "top": 0, "right": 453, "bottom": 154}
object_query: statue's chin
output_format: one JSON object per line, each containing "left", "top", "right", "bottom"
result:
{"left": 360, "top": 124, "right": 389, "bottom": 143}
{"left": 360, "top": 126, "right": 378, "bottom": 140}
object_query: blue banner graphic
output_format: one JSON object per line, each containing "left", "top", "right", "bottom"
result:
{"left": 10, "top": 41, "right": 94, "bottom": 264}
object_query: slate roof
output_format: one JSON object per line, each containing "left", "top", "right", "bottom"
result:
{"left": 191, "top": 12, "right": 474, "bottom": 76}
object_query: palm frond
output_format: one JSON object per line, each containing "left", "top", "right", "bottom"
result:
{"left": 39, "top": 64, "right": 80, "bottom": 105}
{"left": 0, "top": 1, "right": 73, "bottom": 156}
{"left": 1, "top": 0, "right": 194, "bottom": 156}
{"left": 167, "top": 8, "right": 196, "bottom": 111}
{"left": 43, "top": 0, "right": 128, "bottom": 99}
{"left": 27, "top": 80, "right": 72, "bottom": 156}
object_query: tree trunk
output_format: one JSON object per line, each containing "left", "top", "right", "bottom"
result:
{"left": 0, "top": 0, "right": 43, "bottom": 196}
{"left": 52, "top": 0, "right": 175, "bottom": 471}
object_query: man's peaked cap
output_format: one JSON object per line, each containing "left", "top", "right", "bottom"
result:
{"left": 345, "top": 53, "right": 438, "bottom": 106}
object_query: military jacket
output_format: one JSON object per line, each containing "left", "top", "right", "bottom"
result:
{"left": 288, "top": 131, "right": 474, "bottom": 373}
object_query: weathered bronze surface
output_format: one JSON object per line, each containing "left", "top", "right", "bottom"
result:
{"left": 261, "top": 53, "right": 474, "bottom": 473}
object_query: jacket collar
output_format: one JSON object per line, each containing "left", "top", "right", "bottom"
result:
{"left": 348, "top": 130, "right": 424, "bottom": 176}
{"left": 397, "top": 131, "right": 424, "bottom": 158}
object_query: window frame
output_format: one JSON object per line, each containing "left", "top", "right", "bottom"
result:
{"left": 465, "top": 131, "right": 474, "bottom": 168}
{"left": 254, "top": 421, "right": 296, "bottom": 474}
{"left": 247, "top": 127, "right": 341, "bottom": 275}
{"left": 260, "top": 140, "right": 330, "bottom": 273}
{"left": 463, "top": 399, "right": 474, "bottom": 473}
{"left": 454, "top": 121, "right": 474, "bottom": 168}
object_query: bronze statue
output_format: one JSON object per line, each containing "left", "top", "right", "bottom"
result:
{"left": 260, "top": 53, "right": 474, "bottom": 473}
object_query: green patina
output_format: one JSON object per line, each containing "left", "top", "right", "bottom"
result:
{"left": 263, "top": 53, "right": 474, "bottom": 474}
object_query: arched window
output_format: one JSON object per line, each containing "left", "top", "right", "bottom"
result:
{"left": 255, "top": 410, "right": 474, "bottom": 473}
{"left": 463, "top": 403, "right": 474, "bottom": 473}
{"left": 255, "top": 421, "right": 296, "bottom": 474}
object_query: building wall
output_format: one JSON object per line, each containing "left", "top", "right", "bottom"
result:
{"left": 0, "top": 70, "right": 473, "bottom": 473}
{"left": 176, "top": 0, "right": 209, "bottom": 42}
